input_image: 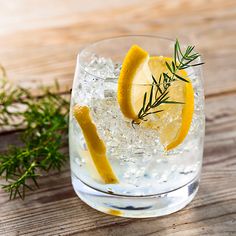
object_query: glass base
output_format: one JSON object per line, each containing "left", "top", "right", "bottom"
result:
{"left": 72, "top": 174, "right": 199, "bottom": 218}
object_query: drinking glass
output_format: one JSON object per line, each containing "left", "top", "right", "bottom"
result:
{"left": 69, "top": 36, "right": 205, "bottom": 218}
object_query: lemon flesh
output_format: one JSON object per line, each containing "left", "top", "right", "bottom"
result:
{"left": 73, "top": 105, "right": 118, "bottom": 184}
{"left": 148, "top": 56, "right": 194, "bottom": 151}
{"left": 117, "top": 46, "right": 194, "bottom": 151}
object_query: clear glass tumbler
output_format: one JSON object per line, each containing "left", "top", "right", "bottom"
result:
{"left": 69, "top": 36, "right": 205, "bottom": 218}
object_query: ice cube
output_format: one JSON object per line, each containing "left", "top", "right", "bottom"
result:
{"left": 104, "top": 77, "right": 117, "bottom": 98}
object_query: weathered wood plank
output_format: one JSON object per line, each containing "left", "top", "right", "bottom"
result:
{"left": 0, "top": 93, "right": 236, "bottom": 235}
{"left": 0, "top": 0, "right": 235, "bottom": 96}
{"left": 0, "top": 0, "right": 236, "bottom": 235}
{"left": 0, "top": 160, "right": 235, "bottom": 236}
{"left": 0, "top": 158, "right": 235, "bottom": 236}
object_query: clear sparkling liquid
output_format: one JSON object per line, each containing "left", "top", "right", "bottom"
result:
{"left": 70, "top": 55, "right": 204, "bottom": 196}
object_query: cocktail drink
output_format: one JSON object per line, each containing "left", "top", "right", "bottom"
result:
{"left": 69, "top": 36, "right": 204, "bottom": 218}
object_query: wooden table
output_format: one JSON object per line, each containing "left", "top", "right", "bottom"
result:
{"left": 0, "top": 0, "right": 236, "bottom": 235}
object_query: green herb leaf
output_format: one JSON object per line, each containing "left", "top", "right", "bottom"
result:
{"left": 0, "top": 66, "right": 69, "bottom": 199}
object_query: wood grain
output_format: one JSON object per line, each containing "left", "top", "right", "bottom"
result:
{"left": 0, "top": 0, "right": 236, "bottom": 235}
{"left": 1, "top": 93, "right": 236, "bottom": 235}
{"left": 0, "top": 0, "right": 235, "bottom": 96}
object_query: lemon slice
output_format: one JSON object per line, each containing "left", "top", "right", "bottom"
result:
{"left": 117, "top": 45, "right": 152, "bottom": 120}
{"left": 73, "top": 105, "right": 118, "bottom": 184}
{"left": 148, "top": 56, "right": 194, "bottom": 151}
{"left": 117, "top": 45, "right": 194, "bottom": 151}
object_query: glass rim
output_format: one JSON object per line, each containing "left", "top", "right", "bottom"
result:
{"left": 77, "top": 34, "right": 202, "bottom": 84}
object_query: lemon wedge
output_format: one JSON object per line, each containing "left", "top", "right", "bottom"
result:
{"left": 117, "top": 45, "right": 152, "bottom": 120}
{"left": 117, "top": 46, "right": 194, "bottom": 151}
{"left": 73, "top": 105, "right": 118, "bottom": 184}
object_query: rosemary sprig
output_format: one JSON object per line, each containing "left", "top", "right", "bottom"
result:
{"left": 0, "top": 67, "right": 70, "bottom": 199}
{"left": 132, "top": 75, "right": 183, "bottom": 126}
{"left": 133, "top": 39, "right": 203, "bottom": 124}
